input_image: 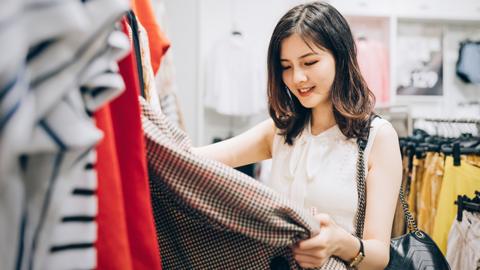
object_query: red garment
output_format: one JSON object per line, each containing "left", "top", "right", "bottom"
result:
{"left": 131, "top": 0, "right": 170, "bottom": 74}
{"left": 356, "top": 39, "right": 390, "bottom": 106}
{"left": 95, "top": 106, "right": 134, "bottom": 270}
{"left": 96, "top": 18, "right": 162, "bottom": 270}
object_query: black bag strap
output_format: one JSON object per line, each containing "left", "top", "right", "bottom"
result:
{"left": 354, "top": 116, "right": 420, "bottom": 239}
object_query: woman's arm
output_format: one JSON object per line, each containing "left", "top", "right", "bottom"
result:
{"left": 342, "top": 123, "right": 402, "bottom": 269}
{"left": 293, "top": 123, "right": 402, "bottom": 270}
{"left": 192, "top": 119, "right": 276, "bottom": 168}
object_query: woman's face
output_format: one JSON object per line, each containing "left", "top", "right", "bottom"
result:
{"left": 280, "top": 33, "right": 336, "bottom": 110}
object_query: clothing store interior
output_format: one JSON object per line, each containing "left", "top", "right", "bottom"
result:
{"left": 2, "top": 0, "right": 480, "bottom": 269}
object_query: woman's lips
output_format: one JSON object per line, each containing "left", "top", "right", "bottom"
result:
{"left": 298, "top": 86, "right": 315, "bottom": 97}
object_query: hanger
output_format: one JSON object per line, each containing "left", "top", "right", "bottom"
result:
{"left": 231, "top": 20, "right": 242, "bottom": 36}
{"left": 474, "top": 191, "right": 480, "bottom": 203}
{"left": 453, "top": 142, "right": 461, "bottom": 166}
{"left": 441, "top": 140, "right": 480, "bottom": 166}
{"left": 230, "top": 0, "right": 242, "bottom": 37}
{"left": 455, "top": 193, "right": 480, "bottom": 222}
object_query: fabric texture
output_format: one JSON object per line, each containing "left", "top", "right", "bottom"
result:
{"left": 446, "top": 211, "right": 480, "bottom": 270}
{"left": 432, "top": 156, "right": 480, "bottom": 254}
{"left": 0, "top": 0, "right": 129, "bottom": 269}
{"left": 159, "top": 92, "right": 184, "bottom": 129}
{"left": 151, "top": 0, "right": 186, "bottom": 129}
{"left": 408, "top": 156, "right": 425, "bottom": 221}
{"left": 106, "top": 21, "right": 163, "bottom": 270}
{"left": 356, "top": 39, "right": 390, "bottom": 106}
{"left": 131, "top": 0, "right": 170, "bottom": 74}
{"left": 417, "top": 152, "right": 445, "bottom": 235}
{"left": 95, "top": 105, "right": 133, "bottom": 270}
{"left": 268, "top": 117, "right": 391, "bottom": 233}
{"left": 134, "top": 16, "right": 162, "bottom": 113}
{"left": 140, "top": 98, "right": 347, "bottom": 270}
{"left": 204, "top": 35, "right": 266, "bottom": 116}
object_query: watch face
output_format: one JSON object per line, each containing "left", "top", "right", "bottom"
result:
{"left": 349, "top": 238, "right": 365, "bottom": 267}
{"left": 349, "top": 254, "right": 365, "bottom": 267}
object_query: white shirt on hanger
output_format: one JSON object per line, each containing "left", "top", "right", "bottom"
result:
{"left": 204, "top": 34, "right": 266, "bottom": 116}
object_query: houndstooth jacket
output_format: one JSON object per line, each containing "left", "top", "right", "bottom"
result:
{"left": 140, "top": 98, "right": 348, "bottom": 270}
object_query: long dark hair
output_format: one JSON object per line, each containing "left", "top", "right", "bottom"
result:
{"left": 267, "top": 1, "right": 375, "bottom": 145}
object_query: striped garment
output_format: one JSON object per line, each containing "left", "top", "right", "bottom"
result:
{"left": 140, "top": 98, "right": 348, "bottom": 270}
{"left": 0, "top": 0, "right": 129, "bottom": 269}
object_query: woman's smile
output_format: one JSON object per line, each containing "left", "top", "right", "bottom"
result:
{"left": 297, "top": 86, "right": 315, "bottom": 97}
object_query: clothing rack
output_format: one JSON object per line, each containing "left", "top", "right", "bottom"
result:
{"left": 455, "top": 192, "right": 480, "bottom": 222}
{"left": 404, "top": 118, "right": 480, "bottom": 167}
{"left": 414, "top": 117, "right": 480, "bottom": 137}
{"left": 418, "top": 118, "right": 480, "bottom": 124}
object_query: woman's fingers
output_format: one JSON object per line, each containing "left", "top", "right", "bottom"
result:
{"left": 294, "top": 254, "right": 329, "bottom": 269}
{"left": 293, "top": 247, "right": 328, "bottom": 260}
{"left": 296, "top": 231, "right": 329, "bottom": 250}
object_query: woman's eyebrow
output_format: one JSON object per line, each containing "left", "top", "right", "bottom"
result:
{"left": 280, "top": 52, "right": 318, "bottom": 62}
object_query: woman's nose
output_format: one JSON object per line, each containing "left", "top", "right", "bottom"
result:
{"left": 292, "top": 68, "right": 307, "bottom": 84}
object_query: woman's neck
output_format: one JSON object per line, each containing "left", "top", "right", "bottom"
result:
{"left": 310, "top": 102, "right": 336, "bottom": 135}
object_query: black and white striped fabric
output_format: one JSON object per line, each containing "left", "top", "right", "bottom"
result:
{"left": 0, "top": 0, "right": 129, "bottom": 269}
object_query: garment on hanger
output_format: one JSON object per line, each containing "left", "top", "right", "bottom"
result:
{"left": 150, "top": 0, "right": 186, "bottom": 129}
{"left": 432, "top": 156, "right": 480, "bottom": 254}
{"left": 140, "top": 98, "right": 347, "bottom": 269}
{"left": 130, "top": 0, "right": 170, "bottom": 74}
{"left": 158, "top": 91, "right": 185, "bottom": 129}
{"left": 456, "top": 40, "right": 480, "bottom": 84}
{"left": 146, "top": 0, "right": 185, "bottom": 129}
{"left": 204, "top": 34, "right": 266, "bottom": 116}
{"left": 398, "top": 126, "right": 480, "bottom": 255}
{"left": 446, "top": 209, "right": 480, "bottom": 269}
{"left": 0, "top": 0, "right": 129, "bottom": 269}
{"left": 407, "top": 155, "right": 426, "bottom": 220}
{"left": 356, "top": 38, "right": 390, "bottom": 106}
{"left": 95, "top": 105, "right": 134, "bottom": 270}
{"left": 95, "top": 17, "right": 162, "bottom": 269}
{"left": 127, "top": 12, "right": 162, "bottom": 113}
{"left": 126, "top": 11, "right": 147, "bottom": 99}
{"left": 416, "top": 152, "right": 445, "bottom": 235}
{"left": 98, "top": 20, "right": 164, "bottom": 269}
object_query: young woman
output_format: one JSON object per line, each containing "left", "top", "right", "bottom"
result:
{"left": 193, "top": 2, "right": 402, "bottom": 269}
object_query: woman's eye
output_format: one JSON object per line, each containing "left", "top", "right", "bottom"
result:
{"left": 281, "top": 66, "right": 291, "bottom": 70}
{"left": 305, "top": 61, "right": 318, "bottom": 66}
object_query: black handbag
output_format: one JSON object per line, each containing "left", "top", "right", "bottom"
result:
{"left": 354, "top": 137, "right": 450, "bottom": 270}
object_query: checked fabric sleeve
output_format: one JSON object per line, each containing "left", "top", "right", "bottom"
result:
{"left": 140, "top": 98, "right": 348, "bottom": 270}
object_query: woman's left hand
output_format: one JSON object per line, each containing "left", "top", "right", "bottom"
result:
{"left": 292, "top": 213, "right": 344, "bottom": 269}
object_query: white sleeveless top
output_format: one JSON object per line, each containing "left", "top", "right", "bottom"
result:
{"left": 266, "top": 117, "right": 390, "bottom": 233}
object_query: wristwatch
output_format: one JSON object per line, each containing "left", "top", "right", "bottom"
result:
{"left": 348, "top": 237, "right": 365, "bottom": 268}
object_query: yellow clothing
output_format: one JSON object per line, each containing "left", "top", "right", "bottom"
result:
{"left": 465, "top": 155, "right": 480, "bottom": 167}
{"left": 391, "top": 155, "right": 409, "bottom": 237}
{"left": 417, "top": 152, "right": 445, "bottom": 234}
{"left": 432, "top": 155, "right": 480, "bottom": 254}
{"left": 408, "top": 157, "right": 425, "bottom": 220}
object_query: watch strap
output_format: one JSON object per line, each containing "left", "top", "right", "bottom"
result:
{"left": 348, "top": 237, "right": 365, "bottom": 267}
